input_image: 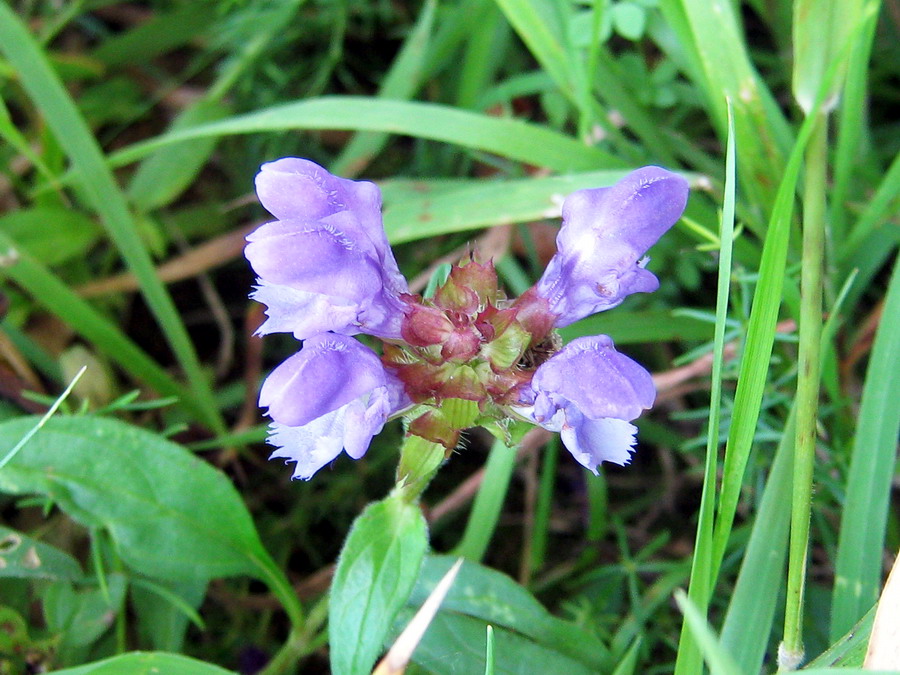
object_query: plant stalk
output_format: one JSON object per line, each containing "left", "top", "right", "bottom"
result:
{"left": 780, "top": 111, "right": 828, "bottom": 669}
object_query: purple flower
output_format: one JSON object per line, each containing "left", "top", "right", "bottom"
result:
{"left": 245, "top": 158, "right": 408, "bottom": 340}
{"left": 260, "top": 333, "right": 409, "bottom": 480}
{"left": 518, "top": 335, "right": 655, "bottom": 472}
{"left": 536, "top": 166, "right": 689, "bottom": 327}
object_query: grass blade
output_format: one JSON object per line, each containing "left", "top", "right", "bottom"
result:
{"left": 0, "top": 233, "right": 203, "bottom": 423}
{"left": 830, "top": 257, "right": 900, "bottom": 639}
{"left": 0, "top": 7, "right": 224, "bottom": 432}
{"left": 108, "top": 97, "right": 625, "bottom": 173}
{"left": 452, "top": 439, "right": 518, "bottom": 562}
{"left": 330, "top": 0, "right": 437, "bottom": 177}
{"left": 672, "top": 101, "right": 737, "bottom": 675}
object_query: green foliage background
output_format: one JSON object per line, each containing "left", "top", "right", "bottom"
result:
{"left": 0, "top": 0, "right": 897, "bottom": 673}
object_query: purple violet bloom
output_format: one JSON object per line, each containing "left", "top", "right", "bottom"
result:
{"left": 245, "top": 158, "right": 408, "bottom": 340}
{"left": 535, "top": 166, "right": 689, "bottom": 327}
{"left": 260, "top": 333, "right": 409, "bottom": 480}
{"left": 519, "top": 335, "right": 656, "bottom": 472}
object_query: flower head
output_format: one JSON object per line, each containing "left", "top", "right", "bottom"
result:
{"left": 245, "top": 158, "right": 408, "bottom": 340}
{"left": 260, "top": 333, "right": 409, "bottom": 479}
{"left": 247, "top": 159, "right": 688, "bottom": 479}
{"left": 517, "top": 335, "right": 655, "bottom": 472}
{"left": 535, "top": 166, "right": 689, "bottom": 327}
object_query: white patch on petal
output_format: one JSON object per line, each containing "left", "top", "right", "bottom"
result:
{"left": 267, "top": 407, "right": 350, "bottom": 480}
{"left": 561, "top": 417, "right": 638, "bottom": 473}
{"left": 251, "top": 282, "right": 359, "bottom": 339}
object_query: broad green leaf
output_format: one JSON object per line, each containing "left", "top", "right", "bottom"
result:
{"left": 45, "top": 652, "right": 235, "bottom": 675}
{"left": 329, "top": 496, "right": 428, "bottom": 675}
{"left": 0, "top": 416, "right": 274, "bottom": 584}
{"left": 0, "top": 525, "right": 83, "bottom": 581}
{"left": 108, "top": 97, "right": 624, "bottom": 174}
{"left": 0, "top": 208, "right": 101, "bottom": 265}
{"left": 44, "top": 573, "right": 127, "bottom": 651}
{"left": 398, "top": 608, "right": 599, "bottom": 675}
{"left": 405, "top": 556, "right": 611, "bottom": 671}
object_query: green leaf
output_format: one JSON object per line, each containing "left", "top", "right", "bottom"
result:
{"left": 379, "top": 170, "right": 696, "bottom": 244}
{"left": 719, "top": 411, "right": 794, "bottom": 671}
{"left": 90, "top": 4, "right": 217, "bottom": 66}
{"left": 131, "top": 578, "right": 208, "bottom": 652}
{"left": 128, "top": 100, "right": 231, "bottom": 212}
{"left": 404, "top": 556, "right": 612, "bottom": 671}
{"left": 559, "top": 308, "right": 714, "bottom": 345}
{"left": 0, "top": 234, "right": 201, "bottom": 423}
{"left": 806, "top": 605, "right": 875, "bottom": 669}
{"left": 0, "top": 416, "right": 275, "bottom": 584}
{"left": 674, "top": 590, "right": 742, "bottom": 675}
{"left": 329, "top": 496, "right": 428, "bottom": 675}
{"left": 108, "top": 97, "right": 624, "bottom": 174}
{"left": 44, "top": 573, "right": 127, "bottom": 650}
{"left": 792, "top": 0, "right": 865, "bottom": 113}
{"left": 658, "top": 0, "right": 790, "bottom": 224}
{"left": 0, "top": 207, "right": 101, "bottom": 265}
{"left": 612, "top": 3, "right": 646, "bottom": 40}
{"left": 397, "top": 608, "right": 599, "bottom": 675}
{"left": 0, "top": 525, "right": 83, "bottom": 581}
{"left": 45, "top": 652, "right": 235, "bottom": 675}
{"left": 830, "top": 258, "right": 900, "bottom": 639}
{"left": 452, "top": 439, "right": 517, "bottom": 562}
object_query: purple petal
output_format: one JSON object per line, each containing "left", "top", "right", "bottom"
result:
{"left": 262, "top": 335, "right": 410, "bottom": 479}
{"left": 520, "top": 335, "right": 655, "bottom": 471}
{"left": 246, "top": 218, "right": 383, "bottom": 299}
{"left": 531, "top": 335, "right": 655, "bottom": 421}
{"left": 535, "top": 166, "right": 688, "bottom": 326}
{"left": 250, "top": 282, "right": 358, "bottom": 339}
{"left": 259, "top": 334, "right": 385, "bottom": 427}
{"left": 560, "top": 166, "right": 689, "bottom": 252}
{"left": 255, "top": 157, "right": 383, "bottom": 227}
{"left": 246, "top": 214, "right": 406, "bottom": 339}
{"left": 254, "top": 158, "right": 408, "bottom": 297}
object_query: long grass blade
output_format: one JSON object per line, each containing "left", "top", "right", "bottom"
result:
{"left": 0, "top": 7, "right": 224, "bottom": 432}
{"left": 107, "top": 97, "right": 625, "bottom": 173}
{"left": 672, "top": 102, "right": 737, "bottom": 675}
{"left": 830, "top": 258, "right": 900, "bottom": 640}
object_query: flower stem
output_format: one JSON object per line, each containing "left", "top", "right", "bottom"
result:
{"left": 781, "top": 111, "right": 828, "bottom": 669}
{"left": 393, "top": 434, "right": 446, "bottom": 503}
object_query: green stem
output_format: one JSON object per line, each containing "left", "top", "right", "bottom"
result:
{"left": 393, "top": 434, "right": 446, "bottom": 503}
{"left": 781, "top": 112, "right": 828, "bottom": 669}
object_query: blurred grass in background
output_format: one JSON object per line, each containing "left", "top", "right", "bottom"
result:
{"left": 0, "top": 0, "right": 897, "bottom": 673}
